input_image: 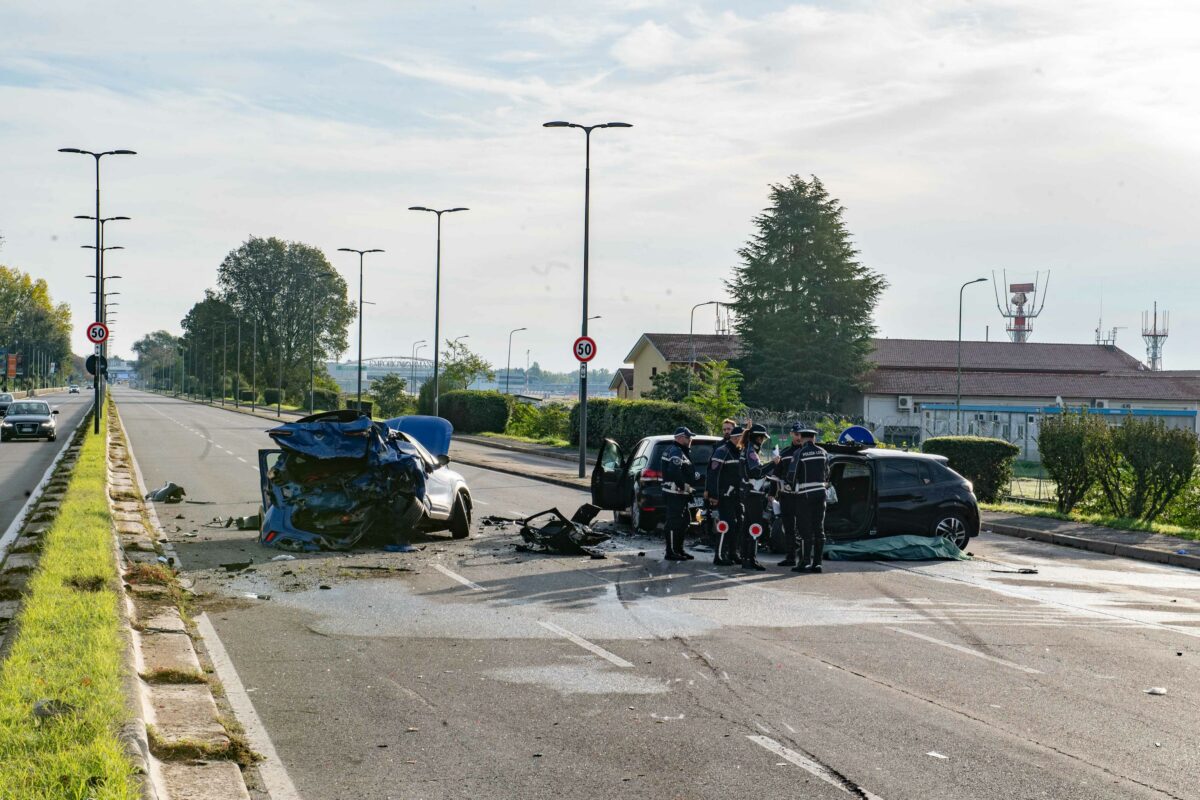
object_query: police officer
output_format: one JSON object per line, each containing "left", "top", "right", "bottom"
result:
{"left": 661, "top": 426, "right": 702, "bottom": 561}
{"left": 705, "top": 426, "right": 743, "bottom": 566}
{"left": 772, "top": 422, "right": 807, "bottom": 567}
{"left": 738, "top": 423, "right": 772, "bottom": 571}
{"left": 785, "top": 427, "right": 829, "bottom": 573}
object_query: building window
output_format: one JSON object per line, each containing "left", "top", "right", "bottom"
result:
{"left": 651, "top": 367, "right": 657, "bottom": 377}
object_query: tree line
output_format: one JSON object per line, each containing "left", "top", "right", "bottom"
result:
{"left": 0, "top": 264, "right": 73, "bottom": 389}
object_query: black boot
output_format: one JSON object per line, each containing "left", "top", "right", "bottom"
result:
{"left": 791, "top": 541, "right": 808, "bottom": 573}
{"left": 809, "top": 535, "right": 824, "bottom": 572}
{"left": 777, "top": 552, "right": 796, "bottom": 567}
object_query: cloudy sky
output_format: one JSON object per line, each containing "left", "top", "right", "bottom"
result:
{"left": 2, "top": 0, "right": 1198, "bottom": 372}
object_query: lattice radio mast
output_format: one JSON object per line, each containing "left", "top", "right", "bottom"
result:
{"left": 1142, "top": 302, "right": 1169, "bottom": 371}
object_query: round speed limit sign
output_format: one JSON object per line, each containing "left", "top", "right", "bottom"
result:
{"left": 573, "top": 336, "right": 597, "bottom": 363}
{"left": 86, "top": 321, "right": 109, "bottom": 345}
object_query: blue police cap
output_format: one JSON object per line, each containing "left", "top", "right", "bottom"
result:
{"left": 673, "top": 426, "right": 695, "bottom": 438}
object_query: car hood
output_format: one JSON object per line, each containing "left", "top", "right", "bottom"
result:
{"left": 384, "top": 415, "right": 453, "bottom": 457}
{"left": 3, "top": 413, "right": 51, "bottom": 424}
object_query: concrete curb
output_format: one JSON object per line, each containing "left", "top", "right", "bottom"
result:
{"left": 452, "top": 454, "right": 590, "bottom": 492}
{"left": 456, "top": 433, "right": 596, "bottom": 466}
{"left": 985, "top": 518, "right": 1200, "bottom": 571}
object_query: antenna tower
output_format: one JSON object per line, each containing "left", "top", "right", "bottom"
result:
{"left": 993, "top": 270, "right": 1050, "bottom": 343}
{"left": 1142, "top": 302, "right": 1169, "bottom": 371}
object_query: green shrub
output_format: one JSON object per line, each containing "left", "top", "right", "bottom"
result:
{"left": 922, "top": 436, "right": 1019, "bottom": 502}
{"left": 571, "top": 398, "right": 708, "bottom": 452}
{"left": 1085, "top": 416, "right": 1198, "bottom": 522}
{"left": 345, "top": 398, "right": 374, "bottom": 417}
{"left": 310, "top": 388, "right": 340, "bottom": 411}
{"left": 507, "top": 402, "right": 570, "bottom": 441}
{"left": 440, "top": 390, "right": 511, "bottom": 433}
{"left": 263, "top": 388, "right": 281, "bottom": 406}
{"left": 1038, "top": 412, "right": 1102, "bottom": 512}
{"left": 239, "top": 390, "right": 255, "bottom": 403}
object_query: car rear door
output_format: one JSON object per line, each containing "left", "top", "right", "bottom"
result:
{"left": 590, "top": 438, "right": 628, "bottom": 510}
{"left": 258, "top": 450, "right": 284, "bottom": 511}
{"left": 875, "top": 458, "right": 932, "bottom": 535}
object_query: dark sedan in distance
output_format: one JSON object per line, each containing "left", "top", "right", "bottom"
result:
{"left": 0, "top": 392, "right": 13, "bottom": 417}
{"left": 0, "top": 400, "right": 60, "bottom": 442}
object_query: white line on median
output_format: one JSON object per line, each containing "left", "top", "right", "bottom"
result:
{"left": 748, "top": 735, "right": 885, "bottom": 799}
{"left": 537, "top": 620, "right": 634, "bottom": 668}
{"left": 887, "top": 627, "right": 1043, "bottom": 674}
{"left": 197, "top": 613, "right": 303, "bottom": 800}
{"left": 434, "top": 563, "right": 485, "bottom": 591}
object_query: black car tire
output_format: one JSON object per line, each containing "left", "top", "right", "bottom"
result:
{"left": 932, "top": 511, "right": 971, "bottom": 550}
{"left": 448, "top": 492, "right": 471, "bottom": 540}
{"left": 47, "top": 435, "right": 56, "bottom": 442}
{"left": 631, "top": 487, "right": 657, "bottom": 533}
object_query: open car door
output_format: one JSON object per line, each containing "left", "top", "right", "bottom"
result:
{"left": 590, "top": 438, "right": 628, "bottom": 510}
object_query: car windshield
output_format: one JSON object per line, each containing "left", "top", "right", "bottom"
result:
{"left": 0, "top": 394, "right": 12, "bottom": 402}
{"left": 8, "top": 402, "right": 48, "bottom": 416}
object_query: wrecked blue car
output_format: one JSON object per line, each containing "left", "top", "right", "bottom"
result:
{"left": 258, "top": 410, "right": 473, "bottom": 552}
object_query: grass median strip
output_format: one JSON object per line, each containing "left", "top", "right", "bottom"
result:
{"left": 984, "top": 501, "right": 1200, "bottom": 542}
{"left": 0, "top": 414, "right": 140, "bottom": 799}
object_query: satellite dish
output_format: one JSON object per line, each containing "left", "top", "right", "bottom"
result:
{"left": 837, "top": 425, "right": 876, "bottom": 447}
{"left": 1055, "top": 395, "right": 1064, "bottom": 407}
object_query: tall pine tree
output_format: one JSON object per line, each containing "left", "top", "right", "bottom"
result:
{"left": 728, "top": 176, "right": 886, "bottom": 410}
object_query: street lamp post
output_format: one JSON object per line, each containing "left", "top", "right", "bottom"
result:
{"left": 235, "top": 314, "right": 242, "bottom": 409}
{"left": 337, "top": 248, "right": 385, "bottom": 413}
{"left": 505, "top": 327, "right": 527, "bottom": 394}
{"left": 957, "top": 278, "right": 988, "bottom": 434}
{"left": 251, "top": 316, "right": 257, "bottom": 412}
{"left": 688, "top": 300, "right": 719, "bottom": 396}
{"left": 411, "top": 340, "right": 426, "bottom": 395}
{"left": 408, "top": 207, "right": 468, "bottom": 418}
{"left": 543, "top": 119, "right": 631, "bottom": 477}
{"left": 59, "top": 147, "right": 135, "bottom": 433}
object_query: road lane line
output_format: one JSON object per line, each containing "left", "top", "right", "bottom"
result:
{"left": 434, "top": 563, "right": 484, "bottom": 591}
{"left": 537, "top": 620, "right": 634, "bottom": 668}
{"left": 887, "top": 627, "right": 1042, "bottom": 674}
{"left": 237, "top": 457, "right": 247, "bottom": 463}
{"left": 197, "top": 614, "right": 303, "bottom": 800}
{"left": 748, "top": 735, "right": 885, "bottom": 799}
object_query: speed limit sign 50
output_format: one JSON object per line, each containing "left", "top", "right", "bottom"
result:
{"left": 86, "top": 322, "right": 109, "bottom": 345}
{"left": 573, "top": 336, "right": 597, "bottom": 363}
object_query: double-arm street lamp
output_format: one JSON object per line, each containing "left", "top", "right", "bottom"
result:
{"left": 336, "top": 247, "right": 385, "bottom": 411}
{"left": 957, "top": 278, "right": 988, "bottom": 434}
{"left": 408, "top": 206, "right": 468, "bottom": 418}
{"left": 410, "top": 339, "right": 427, "bottom": 395}
{"left": 543, "top": 119, "right": 631, "bottom": 477}
{"left": 505, "top": 327, "right": 527, "bottom": 394}
{"left": 60, "top": 147, "right": 136, "bottom": 433}
{"left": 688, "top": 300, "right": 720, "bottom": 396}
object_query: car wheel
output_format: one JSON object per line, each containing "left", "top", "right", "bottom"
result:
{"left": 933, "top": 512, "right": 970, "bottom": 550}
{"left": 629, "top": 488, "right": 643, "bottom": 531}
{"left": 448, "top": 492, "right": 471, "bottom": 540}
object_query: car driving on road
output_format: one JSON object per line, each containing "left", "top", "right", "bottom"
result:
{"left": 592, "top": 433, "right": 979, "bottom": 549}
{"left": 0, "top": 400, "right": 60, "bottom": 442}
{"left": 0, "top": 392, "right": 13, "bottom": 417}
{"left": 68, "top": 385, "right": 81, "bottom": 394}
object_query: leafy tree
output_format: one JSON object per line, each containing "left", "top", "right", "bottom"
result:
{"left": 644, "top": 365, "right": 693, "bottom": 402}
{"left": 369, "top": 373, "right": 413, "bottom": 418}
{"left": 132, "top": 330, "right": 182, "bottom": 389}
{"left": 418, "top": 340, "right": 494, "bottom": 414}
{"left": 1086, "top": 417, "right": 1198, "bottom": 521}
{"left": 727, "top": 175, "right": 887, "bottom": 410}
{"left": 0, "top": 265, "right": 72, "bottom": 390}
{"left": 685, "top": 360, "right": 743, "bottom": 434}
{"left": 1039, "top": 412, "right": 1102, "bottom": 513}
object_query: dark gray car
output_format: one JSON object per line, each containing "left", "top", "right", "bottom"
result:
{"left": 0, "top": 400, "right": 59, "bottom": 442}
{"left": 0, "top": 393, "right": 13, "bottom": 417}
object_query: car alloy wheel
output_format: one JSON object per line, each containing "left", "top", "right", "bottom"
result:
{"left": 934, "top": 513, "right": 969, "bottom": 550}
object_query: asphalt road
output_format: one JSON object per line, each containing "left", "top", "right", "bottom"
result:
{"left": 0, "top": 390, "right": 92, "bottom": 536}
{"left": 114, "top": 388, "right": 1200, "bottom": 800}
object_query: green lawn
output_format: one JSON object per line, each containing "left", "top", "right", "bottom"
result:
{"left": 0, "top": 413, "right": 140, "bottom": 799}
{"left": 983, "top": 501, "right": 1200, "bottom": 542}
{"left": 478, "top": 431, "right": 572, "bottom": 449}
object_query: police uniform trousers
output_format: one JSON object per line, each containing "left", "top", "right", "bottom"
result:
{"left": 795, "top": 491, "right": 826, "bottom": 568}
{"left": 740, "top": 489, "right": 767, "bottom": 565}
{"left": 663, "top": 492, "right": 690, "bottom": 556}
{"left": 778, "top": 493, "right": 798, "bottom": 560}
{"left": 714, "top": 493, "right": 741, "bottom": 563}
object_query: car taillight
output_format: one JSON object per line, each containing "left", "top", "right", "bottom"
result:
{"left": 641, "top": 468, "right": 662, "bottom": 481}
{"left": 265, "top": 531, "right": 279, "bottom": 543}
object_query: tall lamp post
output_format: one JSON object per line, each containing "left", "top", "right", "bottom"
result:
{"left": 543, "top": 119, "right": 631, "bottom": 477}
{"left": 408, "top": 206, "right": 468, "bottom": 418}
{"left": 410, "top": 340, "right": 426, "bottom": 395}
{"left": 688, "top": 300, "right": 720, "bottom": 396}
{"left": 957, "top": 278, "right": 988, "bottom": 434}
{"left": 505, "top": 327, "right": 527, "bottom": 394}
{"left": 336, "top": 248, "right": 385, "bottom": 412}
{"left": 59, "top": 147, "right": 136, "bottom": 433}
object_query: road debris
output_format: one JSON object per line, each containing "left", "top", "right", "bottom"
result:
{"left": 991, "top": 567, "right": 1039, "bottom": 574}
{"left": 1144, "top": 687, "right": 1167, "bottom": 695}
{"left": 270, "top": 554, "right": 296, "bottom": 562}
{"left": 926, "top": 751, "right": 949, "bottom": 759}
{"left": 145, "top": 481, "right": 186, "bottom": 503}
{"left": 220, "top": 561, "right": 252, "bottom": 572}
{"left": 225, "top": 513, "right": 261, "bottom": 530}
{"left": 517, "top": 505, "right": 611, "bottom": 556}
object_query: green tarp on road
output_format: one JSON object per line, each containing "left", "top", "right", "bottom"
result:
{"left": 824, "top": 534, "right": 970, "bottom": 561}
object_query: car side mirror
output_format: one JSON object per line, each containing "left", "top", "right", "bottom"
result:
{"left": 437, "top": 454, "right": 450, "bottom": 468}
{"left": 52, "top": 409, "right": 60, "bottom": 415}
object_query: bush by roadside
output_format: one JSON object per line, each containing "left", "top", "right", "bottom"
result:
{"left": 0, "top": 412, "right": 140, "bottom": 798}
{"left": 440, "top": 390, "right": 511, "bottom": 433}
{"left": 570, "top": 398, "right": 708, "bottom": 452}
{"left": 923, "top": 436, "right": 1019, "bottom": 503}
{"left": 506, "top": 401, "right": 570, "bottom": 444}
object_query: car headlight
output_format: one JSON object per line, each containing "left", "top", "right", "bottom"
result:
{"left": 0, "top": 421, "right": 11, "bottom": 428}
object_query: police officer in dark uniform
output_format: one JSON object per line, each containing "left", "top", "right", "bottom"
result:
{"left": 738, "top": 423, "right": 772, "bottom": 571}
{"left": 661, "top": 426, "right": 702, "bottom": 561}
{"left": 705, "top": 425, "right": 743, "bottom": 566}
{"left": 784, "top": 427, "right": 829, "bottom": 572}
{"left": 772, "top": 422, "right": 807, "bottom": 567}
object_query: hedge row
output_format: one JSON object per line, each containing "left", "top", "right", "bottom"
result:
{"left": 922, "top": 436, "right": 1019, "bottom": 503}
{"left": 570, "top": 398, "right": 708, "bottom": 452}
{"left": 440, "top": 390, "right": 512, "bottom": 433}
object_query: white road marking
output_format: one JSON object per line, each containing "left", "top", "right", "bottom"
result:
{"left": 197, "top": 614, "right": 303, "bottom": 800}
{"left": 237, "top": 456, "right": 247, "bottom": 463}
{"left": 434, "top": 563, "right": 484, "bottom": 591}
{"left": 748, "top": 735, "right": 885, "bottom": 799}
{"left": 538, "top": 620, "right": 634, "bottom": 668}
{"left": 887, "top": 627, "right": 1043, "bottom": 674}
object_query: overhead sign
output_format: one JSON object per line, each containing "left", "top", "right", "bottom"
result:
{"left": 573, "top": 336, "right": 597, "bottom": 363}
{"left": 86, "top": 321, "right": 109, "bottom": 344}
{"left": 86, "top": 354, "right": 108, "bottom": 376}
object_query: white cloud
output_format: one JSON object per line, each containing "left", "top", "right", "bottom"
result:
{"left": 611, "top": 21, "right": 684, "bottom": 70}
